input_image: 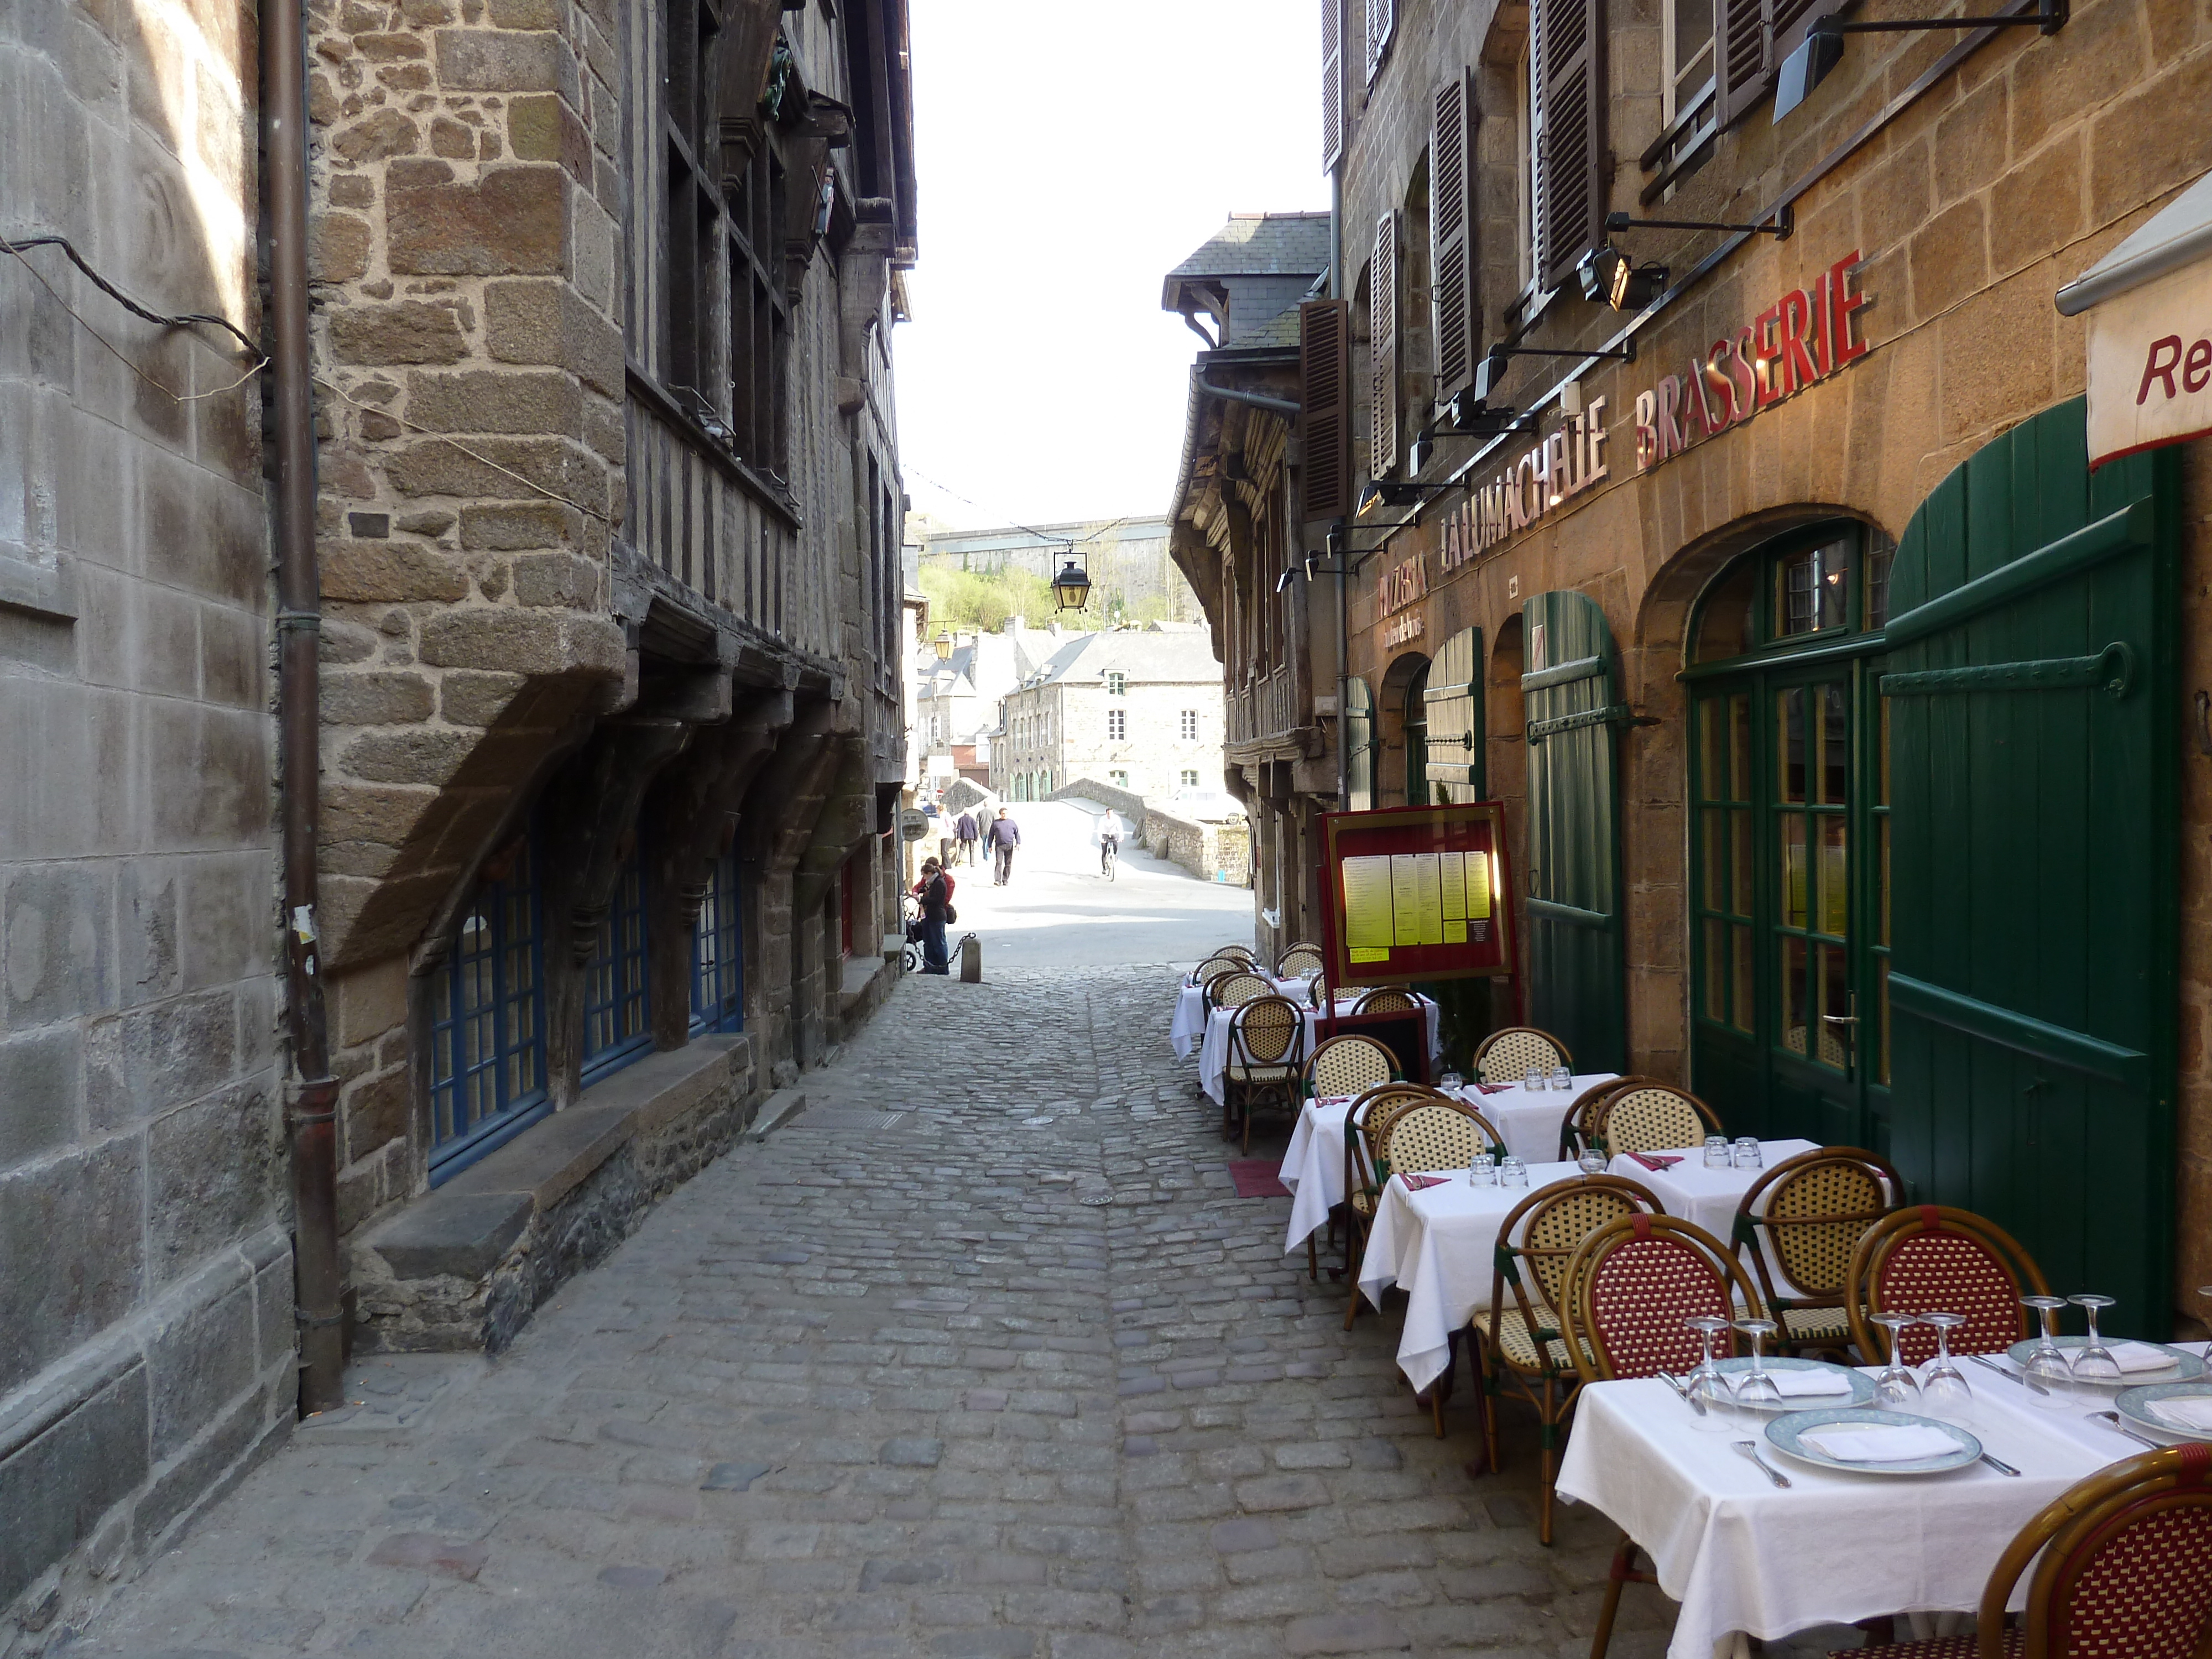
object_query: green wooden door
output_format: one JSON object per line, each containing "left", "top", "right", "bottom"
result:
{"left": 1885, "top": 398, "right": 2178, "bottom": 1337}
{"left": 1423, "top": 626, "right": 1484, "bottom": 804}
{"left": 1522, "top": 591, "right": 1627, "bottom": 1072}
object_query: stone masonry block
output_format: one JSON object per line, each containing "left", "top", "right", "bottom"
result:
{"left": 0, "top": 1136, "right": 145, "bottom": 1392}
{"left": 333, "top": 957, "right": 410, "bottom": 1050}
{"left": 386, "top": 165, "right": 565, "bottom": 276}
{"left": 322, "top": 782, "right": 441, "bottom": 852}
{"left": 461, "top": 501, "right": 580, "bottom": 553}
{"left": 368, "top": 1190, "right": 533, "bottom": 1280}
{"left": 330, "top": 106, "right": 421, "bottom": 165}
{"left": 144, "top": 1274, "right": 256, "bottom": 1458}
{"left": 321, "top": 670, "right": 437, "bottom": 727}
{"left": 0, "top": 1025, "right": 81, "bottom": 1172}
{"left": 343, "top": 1067, "right": 411, "bottom": 1163}
{"left": 434, "top": 27, "right": 561, "bottom": 91}
{"left": 84, "top": 988, "right": 237, "bottom": 1131}
{"left": 439, "top": 669, "right": 528, "bottom": 726}
{"left": 4, "top": 860, "right": 114, "bottom": 1027}
{"left": 406, "top": 368, "right": 581, "bottom": 436}
{"left": 329, "top": 301, "right": 469, "bottom": 366}
{"left": 419, "top": 608, "right": 625, "bottom": 678}
{"left": 0, "top": 1363, "right": 150, "bottom": 1608}
{"left": 510, "top": 552, "right": 597, "bottom": 606}
{"left": 176, "top": 854, "right": 263, "bottom": 992}
{"left": 484, "top": 279, "right": 623, "bottom": 398}
{"left": 338, "top": 726, "right": 482, "bottom": 786}
{"left": 385, "top": 434, "right": 606, "bottom": 510}
{"left": 322, "top": 538, "right": 471, "bottom": 602}
{"left": 311, "top": 211, "right": 373, "bottom": 282}
{"left": 146, "top": 1081, "right": 281, "bottom": 1289}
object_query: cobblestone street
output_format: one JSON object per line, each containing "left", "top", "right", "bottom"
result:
{"left": 70, "top": 963, "right": 1726, "bottom": 1659}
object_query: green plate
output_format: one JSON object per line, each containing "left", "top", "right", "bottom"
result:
{"left": 1766, "top": 1407, "right": 1982, "bottom": 1477}
{"left": 2004, "top": 1336, "right": 2205, "bottom": 1387}
{"left": 2115, "top": 1382, "right": 2212, "bottom": 1443}
{"left": 1714, "top": 1356, "right": 1876, "bottom": 1412}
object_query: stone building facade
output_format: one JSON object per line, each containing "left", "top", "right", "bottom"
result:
{"left": 1291, "top": 0, "right": 2212, "bottom": 1332}
{"left": 989, "top": 624, "right": 1224, "bottom": 805}
{"left": 1, "top": 0, "right": 918, "bottom": 1636}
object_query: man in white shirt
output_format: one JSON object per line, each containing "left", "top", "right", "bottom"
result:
{"left": 1094, "top": 808, "right": 1128, "bottom": 874}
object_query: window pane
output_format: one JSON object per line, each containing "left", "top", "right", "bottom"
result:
{"left": 1781, "top": 815, "right": 1807, "bottom": 928}
{"left": 1777, "top": 550, "right": 1817, "bottom": 637}
{"left": 1703, "top": 917, "right": 1728, "bottom": 1021}
{"left": 1816, "top": 942, "right": 1850, "bottom": 1071}
{"left": 1819, "top": 682, "right": 1848, "bottom": 804}
{"left": 1729, "top": 694, "right": 1751, "bottom": 802}
{"left": 1672, "top": 0, "right": 1715, "bottom": 100}
{"left": 1865, "top": 540, "right": 1895, "bottom": 632}
{"left": 1731, "top": 925, "right": 1754, "bottom": 1034}
{"left": 1780, "top": 937, "right": 1808, "bottom": 1056}
{"left": 1694, "top": 562, "right": 1757, "bottom": 662}
{"left": 1817, "top": 542, "right": 1849, "bottom": 630}
{"left": 1699, "top": 700, "right": 1720, "bottom": 800}
{"left": 1730, "top": 807, "right": 1753, "bottom": 916}
{"left": 1701, "top": 807, "right": 1726, "bottom": 908}
{"left": 1819, "top": 816, "right": 1848, "bottom": 938}
{"left": 1778, "top": 688, "right": 1805, "bottom": 802}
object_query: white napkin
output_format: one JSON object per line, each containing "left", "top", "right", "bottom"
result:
{"left": 1798, "top": 1424, "right": 1960, "bottom": 1463}
{"left": 2146, "top": 1396, "right": 2212, "bottom": 1433}
{"left": 1766, "top": 1369, "right": 1854, "bottom": 1398}
{"left": 2106, "top": 1342, "right": 2181, "bottom": 1374}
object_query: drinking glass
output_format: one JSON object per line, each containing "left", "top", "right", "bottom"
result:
{"left": 2020, "top": 1295, "right": 2074, "bottom": 1410}
{"left": 1731, "top": 1136, "right": 1762, "bottom": 1170}
{"left": 1683, "top": 1314, "right": 1735, "bottom": 1433}
{"left": 2200, "top": 1286, "right": 2212, "bottom": 1363}
{"left": 1551, "top": 1065, "right": 1573, "bottom": 1092}
{"left": 1467, "top": 1152, "right": 1496, "bottom": 1187}
{"left": 2068, "top": 1294, "right": 2122, "bottom": 1389}
{"left": 1703, "top": 1135, "right": 1732, "bottom": 1169}
{"left": 1870, "top": 1312, "right": 1923, "bottom": 1410}
{"left": 1577, "top": 1146, "right": 1607, "bottom": 1176}
{"left": 1732, "top": 1318, "right": 1782, "bottom": 1416}
{"left": 1524, "top": 1068, "right": 1547, "bottom": 1092}
{"left": 1439, "top": 1071, "right": 1464, "bottom": 1093}
{"left": 1917, "top": 1311, "right": 1975, "bottom": 1424}
{"left": 1500, "top": 1157, "right": 1530, "bottom": 1189}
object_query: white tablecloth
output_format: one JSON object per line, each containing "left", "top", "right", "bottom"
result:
{"left": 1171, "top": 977, "right": 1306, "bottom": 1058}
{"left": 1357, "top": 1160, "right": 1584, "bottom": 1392}
{"left": 1448, "top": 1073, "right": 1620, "bottom": 1164}
{"left": 1555, "top": 1368, "right": 2131, "bottom": 1659}
{"left": 1606, "top": 1141, "right": 1823, "bottom": 1240}
{"left": 1277, "top": 1095, "right": 1359, "bottom": 1253}
{"left": 1197, "top": 996, "right": 1442, "bottom": 1105}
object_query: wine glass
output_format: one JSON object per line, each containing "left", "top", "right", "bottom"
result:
{"left": 1439, "top": 1071, "right": 1464, "bottom": 1093}
{"left": 1917, "top": 1311, "right": 1975, "bottom": 1424}
{"left": 2068, "top": 1293, "right": 2122, "bottom": 1390}
{"left": 1683, "top": 1314, "right": 1735, "bottom": 1432}
{"left": 2020, "top": 1295, "right": 2074, "bottom": 1410}
{"left": 1870, "top": 1312, "right": 1923, "bottom": 1410}
{"left": 1733, "top": 1318, "right": 1782, "bottom": 1416}
{"left": 1577, "top": 1145, "right": 1607, "bottom": 1176}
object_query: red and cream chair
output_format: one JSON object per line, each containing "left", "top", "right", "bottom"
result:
{"left": 1731, "top": 1145, "right": 1901, "bottom": 1358}
{"left": 1846, "top": 1203, "right": 2051, "bottom": 1368}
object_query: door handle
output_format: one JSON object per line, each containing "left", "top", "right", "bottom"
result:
{"left": 1821, "top": 1014, "right": 1859, "bottom": 1025}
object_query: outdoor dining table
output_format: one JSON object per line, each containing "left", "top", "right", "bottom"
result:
{"left": 1554, "top": 1365, "right": 2138, "bottom": 1659}
{"left": 1447, "top": 1073, "right": 1621, "bottom": 1164}
{"left": 1357, "top": 1139, "right": 1818, "bottom": 1395}
{"left": 1196, "top": 993, "right": 1442, "bottom": 1106}
{"left": 1170, "top": 975, "right": 1307, "bottom": 1058}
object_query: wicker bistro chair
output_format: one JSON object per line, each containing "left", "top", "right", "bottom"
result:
{"left": 1475, "top": 1175, "right": 1665, "bottom": 1544}
{"left": 1353, "top": 985, "right": 1421, "bottom": 1015}
{"left": 1592, "top": 1082, "right": 1725, "bottom": 1158}
{"left": 1554, "top": 1076, "right": 1657, "bottom": 1161}
{"left": 1338, "top": 1086, "right": 1458, "bottom": 1326}
{"left": 1847, "top": 1203, "right": 2052, "bottom": 1368}
{"left": 1563, "top": 1214, "right": 1768, "bottom": 1659}
{"left": 1731, "top": 1146, "right": 1902, "bottom": 1357}
{"left": 1206, "top": 969, "right": 1272, "bottom": 1011}
{"left": 1224, "top": 996, "right": 1306, "bottom": 1151}
{"left": 1277, "top": 943, "right": 1325, "bottom": 978}
{"left": 1828, "top": 1444, "right": 2212, "bottom": 1659}
{"left": 1306, "top": 1034, "right": 1398, "bottom": 1100}
{"left": 1346, "top": 1093, "right": 1507, "bottom": 1349}
{"left": 1473, "top": 1026, "right": 1574, "bottom": 1085}
{"left": 1193, "top": 952, "right": 1248, "bottom": 985}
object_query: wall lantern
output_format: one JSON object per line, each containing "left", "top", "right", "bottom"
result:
{"left": 1051, "top": 556, "right": 1092, "bottom": 613}
{"left": 1775, "top": 0, "right": 2066, "bottom": 121}
{"left": 932, "top": 627, "right": 953, "bottom": 660}
{"left": 1577, "top": 244, "right": 1668, "bottom": 312}
{"left": 1356, "top": 478, "right": 1462, "bottom": 517}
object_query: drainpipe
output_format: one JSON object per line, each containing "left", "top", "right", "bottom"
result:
{"left": 1195, "top": 374, "right": 1301, "bottom": 419}
{"left": 1328, "top": 160, "right": 1348, "bottom": 804}
{"left": 265, "top": 0, "right": 343, "bottom": 1417}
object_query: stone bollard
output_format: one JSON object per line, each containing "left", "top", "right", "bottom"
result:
{"left": 958, "top": 933, "right": 982, "bottom": 983}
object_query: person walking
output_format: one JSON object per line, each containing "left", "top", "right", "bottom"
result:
{"left": 986, "top": 807, "right": 1021, "bottom": 886}
{"left": 955, "top": 808, "right": 979, "bottom": 866}
{"left": 1093, "top": 807, "right": 1128, "bottom": 875}
{"left": 913, "top": 857, "right": 951, "bottom": 974}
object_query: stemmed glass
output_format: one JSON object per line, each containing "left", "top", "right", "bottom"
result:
{"left": 1577, "top": 1144, "right": 1607, "bottom": 1176}
{"left": 1732, "top": 1318, "right": 1782, "bottom": 1417}
{"left": 1870, "top": 1313, "right": 1923, "bottom": 1411}
{"left": 1917, "top": 1311, "right": 1975, "bottom": 1424}
{"left": 1683, "top": 1315, "right": 1735, "bottom": 1432}
{"left": 2068, "top": 1293, "right": 2122, "bottom": 1390}
{"left": 2020, "top": 1295, "right": 2074, "bottom": 1410}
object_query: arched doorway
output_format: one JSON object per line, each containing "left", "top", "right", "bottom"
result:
{"left": 1423, "top": 626, "right": 1484, "bottom": 805}
{"left": 1342, "top": 677, "right": 1375, "bottom": 810}
{"left": 1378, "top": 651, "right": 1431, "bottom": 807}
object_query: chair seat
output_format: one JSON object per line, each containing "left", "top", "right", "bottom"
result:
{"left": 1349, "top": 1190, "right": 1376, "bottom": 1217}
{"left": 1228, "top": 1065, "right": 1296, "bottom": 1083}
{"left": 1485, "top": 1303, "right": 1593, "bottom": 1372}
{"left": 1834, "top": 1633, "right": 2021, "bottom": 1658}
{"left": 1780, "top": 1304, "right": 1855, "bottom": 1339}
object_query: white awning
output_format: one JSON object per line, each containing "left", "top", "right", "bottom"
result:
{"left": 2056, "top": 169, "right": 2212, "bottom": 316}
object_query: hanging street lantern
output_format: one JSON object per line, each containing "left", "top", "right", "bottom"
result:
{"left": 932, "top": 627, "right": 953, "bottom": 660}
{"left": 1052, "top": 556, "right": 1092, "bottom": 613}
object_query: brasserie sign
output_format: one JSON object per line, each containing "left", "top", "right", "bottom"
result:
{"left": 1443, "top": 397, "right": 1613, "bottom": 563}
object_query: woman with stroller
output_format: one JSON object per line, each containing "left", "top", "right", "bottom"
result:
{"left": 910, "top": 858, "right": 953, "bottom": 975}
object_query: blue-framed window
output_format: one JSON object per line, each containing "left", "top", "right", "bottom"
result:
{"left": 690, "top": 847, "right": 744, "bottom": 1033}
{"left": 429, "top": 834, "right": 550, "bottom": 1182}
{"left": 582, "top": 842, "right": 652, "bottom": 1084}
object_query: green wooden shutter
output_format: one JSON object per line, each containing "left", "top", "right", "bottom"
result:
{"left": 1885, "top": 397, "right": 2178, "bottom": 1337}
{"left": 1522, "top": 591, "right": 1626, "bottom": 1070}
{"left": 1423, "top": 625, "right": 1484, "bottom": 800}
{"left": 1343, "top": 676, "right": 1375, "bottom": 811}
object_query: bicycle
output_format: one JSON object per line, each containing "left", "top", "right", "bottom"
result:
{"left": 1100, "top": 837, "right": 1119, "bottom": 881}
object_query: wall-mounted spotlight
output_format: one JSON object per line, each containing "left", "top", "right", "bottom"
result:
{"left": 1475, "top": 339, "right": 1636, "bottom": 404}
{"left": 1355, "top": 478, "right": 1462, "bottom": 517}
{"left": 1605, "top": 207, "right": 1792, "bottom": 240}
{"left": 1576, "top": 244, "right": 1668, "bottom": 312}
{"left": 1775, "top": 0, "right": 2065, "bottom": 121}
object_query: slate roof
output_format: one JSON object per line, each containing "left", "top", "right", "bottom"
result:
{"left": 1015, "top": 627, "right": 1223, "bottom": 689}
{"left": 1164, "top": 212, "right": 1331, "bottom": 282}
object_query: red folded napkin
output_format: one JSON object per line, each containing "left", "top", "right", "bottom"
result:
{"left": 1400, "top": 1172, "right": 1449, "bottom": 1191}
{"left": 1473, "top": 1082, "right": 1511, "bottom": 1095}
{"left": 1625, "top": 1151, "right": 1684, "bottom": 1171}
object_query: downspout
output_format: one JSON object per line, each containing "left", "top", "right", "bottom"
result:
{"left": 265, "top": 0, "right": 343, "bottom": 1416}
{"left": 1194, "top": 374, "right": 1301, "bottom": 418}
{"left": 1328, "top": 160, "right": 1349, "bottom": 805}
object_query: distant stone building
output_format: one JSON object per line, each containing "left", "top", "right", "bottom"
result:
{"left": 1, "top": 0, "right": 919, "bottom": 1632}
{"left": 990, "top": 625, "right": 1223, "bottom": 804}
{"left": 918, "top": 517, "right": 1200, "bottom": 624}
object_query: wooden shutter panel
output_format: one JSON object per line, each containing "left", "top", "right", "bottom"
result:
{"left": 1366, "top": 0, "right": 1397, "bottom": 81}
{"left": 1321, "top": 0, "right": 1345, "bottom": 170}
{"left": 1431, "top": 69, "right": 1478, "bottom": 401}
{"left": 1369, "top": 211, "right": 1399, "bottom": 481}
{"left": 1300, "top": 299, "right": 1353, "bottom": 521}
{"left": 1715, "top": 0, "right": 1770, "bottom": 129}
{"left": 1537, "top": 0, "right": 1606, "bottom": 293}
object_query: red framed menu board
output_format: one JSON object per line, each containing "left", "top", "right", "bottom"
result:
{"left": 1316, "top": 802, "right": 1517, "bottom": 989}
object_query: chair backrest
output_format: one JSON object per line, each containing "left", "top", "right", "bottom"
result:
{"left": 1308, "top": 974, "right": 1329, "bottom": 1009}
{"left": 1195, "top": 954, "right": 1246, "bottom": 987}
{"left": 1849, "top": 1203, "right": 2050, "bottom": 1366}
{"left": 1277, "top": 944, "right": 1324, "bottom": 978}
{"left": 1563, "top": 1213, "right": 1765, "bottom": 1384}
{"left": 1306, "top": 1034, "right": 1396, "bottom": 1100}
{"left": 1595, "top": 1083, "right": 1722, "bottom": 1156}
{"left": 1733, "top": 1146, "right": 1900, "bottom": 1308}
{"left": 1955, "top": 1446, "right": 2212, "bottom": 1659}
{"left": 1473, "top": 1026, "right": 1573, "bottom": 1084}
{"left": 1214, "top": 944, "right": 1258, "bottom": 963}
{"left": 1354, "top": 986, "right": 1420, "bottom": 1015}
{"left": 1491, "top": 1176, "right": 1663, "bottom": 1336}
{"left": 1371, "top": 1097, "right": 1504, "bottom": 1175}
{"left": 1344, "top": 1085, "right": 1446, "bottom": 1198}
{"left": 1230, "top": 996, "right": 1304, "bottom": 1067}
{"left": 1555, "top": 1074, "right": 1651, "bottom": 1159}
{"left": 1209, "top": 970, "right": 1272, "bottom": 1010}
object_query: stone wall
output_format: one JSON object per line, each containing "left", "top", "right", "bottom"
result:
{"left": 1143, "top": 811, "right": 1251, "bottom": 888}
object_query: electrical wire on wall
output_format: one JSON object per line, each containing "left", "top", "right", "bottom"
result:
{"left": 0, "top": 232, "right": 267, "bottom": 399}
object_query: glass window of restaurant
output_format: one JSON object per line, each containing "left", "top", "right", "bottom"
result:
{"left": 1685, "top": 520, "right": 1895, "bottom": 1153}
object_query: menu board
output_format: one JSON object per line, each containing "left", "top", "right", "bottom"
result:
{"left": 1317, "top": 802, "right": 1517, "bottom": 987}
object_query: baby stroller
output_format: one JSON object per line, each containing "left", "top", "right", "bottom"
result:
{"left": 901, "top": 894, "right": 926, "bottom": 973}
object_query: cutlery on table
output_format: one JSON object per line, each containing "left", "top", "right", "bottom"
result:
{"left": 1968, "top": 1353, "right": 2048, "bottom": 1396}
{"left": 2086, "top": 1410, "right": 2164, "bottom": 1450}
{"left": 1731, "top": 1439, "right": 1792, "bottom": 1488}
{"left": 1656, "top": 1371, "right": 1707, "bottom": 1416}
{"left": 1976, "top": 1452, "right": 2021, "bottom": 1477}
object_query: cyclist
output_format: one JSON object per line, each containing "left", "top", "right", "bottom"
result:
{"left": 1094, "top": 807, "right": 1129, "bottom": 877}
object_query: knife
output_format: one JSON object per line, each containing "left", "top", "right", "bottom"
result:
{"left": 1969, "top": 1352, "right": 2048, "bottom": 1395}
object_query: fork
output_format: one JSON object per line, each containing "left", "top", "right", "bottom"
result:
{"left": 1731, "top": 1439, "right": 1792, "bottom": 1488}
{"left": 2086, "top": 1410, "right": 2164, "bottom": 1450}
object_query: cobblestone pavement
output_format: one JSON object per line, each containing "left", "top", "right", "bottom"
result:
{"left": 71, "top": 966, "right": 1856, "bottom": 1659}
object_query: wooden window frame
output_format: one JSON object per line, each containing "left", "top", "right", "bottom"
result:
{"left": 429, "top": 830, "right": 551, "bottom": 1182}
{"left": 582, "top": 842, "right": 654, "bottom": 1086}
{"left": 690, "top": 844, "right": 745, "bottom": 1034}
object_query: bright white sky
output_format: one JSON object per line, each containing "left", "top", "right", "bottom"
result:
{"left": 893, "top": 1, "right": 1330, "bottom": 534}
